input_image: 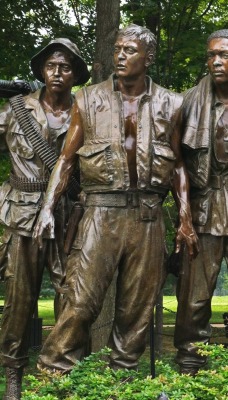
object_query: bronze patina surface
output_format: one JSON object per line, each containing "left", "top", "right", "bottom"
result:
{"left": 0, "top": 38, "right": 89, "bottom": 399}
{"left": 174, "top": 30, "right": 228, "bottom": 375}
{"left": 33, "top": 24, "right": 198, "bottom": 373}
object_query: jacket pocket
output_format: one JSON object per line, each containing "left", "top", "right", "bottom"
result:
{"left": 139, "top": 194, "right": 162, "bottom": 221}
{"left": 76, "top": 142, "right": 114, "bottom": 186}
{"left": 190, "top": 188, "right": 212, "bottom": 226}
{"left": 7, "top": 129, "right": 34, "bottom": 159}
{"left": 151, "top": 142, "right": 176, "bottom": 188}
{"left": 0, "top": 187, "right": 41, "bottom": 232}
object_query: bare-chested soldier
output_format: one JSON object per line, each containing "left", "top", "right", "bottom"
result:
{"left": 33, "top": 24, "right": 198, "bottom": 373}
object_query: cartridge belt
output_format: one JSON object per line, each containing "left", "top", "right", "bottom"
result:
{"left": 10, "top": 173, "right": 49, "bottom": 192}
{"left": 85, "top": 192, "right": 160, "bottom": 207}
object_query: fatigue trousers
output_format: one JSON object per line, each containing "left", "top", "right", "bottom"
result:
{"left": 174, "top": 233, "right": 227, "bottom": 368}
{"left": 0, "top": 229, "right": 66, "bottom": 368}
{"left": 38, "top": 202, "right": 167, "bottom": 372}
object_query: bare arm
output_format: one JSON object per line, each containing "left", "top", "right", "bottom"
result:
{"left": 171, "top": 110, "right": 199, "bottom": 259}
{"left": 33, "top": 101, "right": 84, "bottom": 247}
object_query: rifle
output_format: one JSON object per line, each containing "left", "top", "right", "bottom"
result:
{"left": 0, "top": 79, "right": 44, "bottom": 98}
{"left": 166, "top": 242, "right": 185, "bottom": 277}
{"left": 64, "top": 202, "right": 84, "bottom": 255}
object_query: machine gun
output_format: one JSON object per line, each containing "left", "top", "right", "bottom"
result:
{"left": 0, "top": 79, "right": 44, "bottom": 98}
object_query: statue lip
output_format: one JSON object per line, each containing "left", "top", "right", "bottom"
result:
{"left": 212, "top": 69, "right": 224, "bottom": 74}
{"left": 116, "top": 64, "right": 126, "bottom": 69}
{"left": 50, "top": 80, "right": 62, "bottom": 84}
{"left": 212, "top": 71, "right": 224, "bottom": 77}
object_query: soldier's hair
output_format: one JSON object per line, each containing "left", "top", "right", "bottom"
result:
{"left": 207, "top": 29, "right": 228, "bottom": 43}
{"left": 117, "top": 24, "right": 157, "bottom": 59}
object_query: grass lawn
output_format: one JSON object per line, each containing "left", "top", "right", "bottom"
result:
{"left": 37, "top": 294, "right": 224, "bottom": 326}
{"left": 162, "top": 295, "right": 228, "bottom": 325}
{"left": 1, "top": 295, "right": 227, "bottom": 326}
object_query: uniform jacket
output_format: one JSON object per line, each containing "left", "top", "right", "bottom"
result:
{"left": 0, "top": 89, "right": 72, "bottom": 237}
{"left": 76, "top": 74, "right": 182, "bottom": 194}
{"left": 181, "top": 75, "right": 214, "bottom": 189}
{"left": 181, "top": 75, "right": 228, "bottom": 233}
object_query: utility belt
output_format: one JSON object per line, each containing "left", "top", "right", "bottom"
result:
{"left": 209, "top": 174, "right": 228, "bottom": 190}
{"left": 10, "top": 173, "right": 49, "bottom": 192}
{"left": 85, "top": 192, "right": 163, "bottom": 208}
{"left": 64, "top": 191, "right": 163, "bottom": 255}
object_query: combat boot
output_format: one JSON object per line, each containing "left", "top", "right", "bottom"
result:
{"left": 3, "top": 367, "right": 23, "bottom": 400}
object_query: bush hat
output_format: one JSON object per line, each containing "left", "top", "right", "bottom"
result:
{"left": 30, "top": 38, "right": 90, "bottom": 86}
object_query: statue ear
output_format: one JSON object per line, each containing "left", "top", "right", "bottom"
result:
{"left": 41, "top": 67, "right": 45, "bottom": 79}
{"left": 145, "top": 52, "right": 154, "bottom": 67}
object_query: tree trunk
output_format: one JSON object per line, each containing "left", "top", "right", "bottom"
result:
{"left": 91, "top": 0, "right": 120, "bottom": 84}
{"left": 91, "top": 0, "right": 120, "bottom": 351}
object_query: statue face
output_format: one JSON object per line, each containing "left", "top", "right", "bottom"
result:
{"left": 41, "top": 51, "right": 76, "bottom": 92}
{"left": 207, "top": 38, "right": 228, "bottom": 85}
{"left": 113, "top": 36, "right": 151, "bottom": 79}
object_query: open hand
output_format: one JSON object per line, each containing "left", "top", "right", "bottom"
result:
{"left": 33, "top": 206, "right": 55, "bottom": 249}
{"left": 175, "top": 222, "right": 199, "bottom": 260}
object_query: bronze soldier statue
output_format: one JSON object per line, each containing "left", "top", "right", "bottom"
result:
{"left": 33, "top": 24, "right": 198, "bottom": 373}
{"left": 174, "top": 29, "right": 228, "bottom": 376}
{"left": 0, "top": 38, "right": 89, "bottom": 399}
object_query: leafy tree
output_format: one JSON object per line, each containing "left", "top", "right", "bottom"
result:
{"left": 122, "top": 0, "right": 228, "bottom": 90}
{"left": 0, "top": 0, "right": 65, "bottom": 80}
{"left": 55, "top": 0, "right": 97, "bottom": 67}
{"left": 1, "top": 0, "right": 228, "bottom": 91}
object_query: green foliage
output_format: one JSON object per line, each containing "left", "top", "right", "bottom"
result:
{"left": 1, "top": 0, "right": 228, "bottom": 91}
{"left": 162, "top": 192, "right": 177, "bottom": 253}
{"left": 61, "top": 0, "right": 97, "bottom": 66}
{"left": 0, "top": 153, "right": 10, "bottom": 185}
{"left": 122, "top": 0, "right": 228, "bottom": 90}
{"left": 22, "top": 345, "right": 228, "bottom": 399}
{"left": 0, "top": 0, "right": 65, "bottom": 80}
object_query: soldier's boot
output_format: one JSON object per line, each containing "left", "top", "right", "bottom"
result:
{"left": 3, "top": 367, "right": 23, "bottom": 400}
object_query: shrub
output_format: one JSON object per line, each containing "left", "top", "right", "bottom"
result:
{"left": 22, "top": 344, "right": 228, "bottom": 400}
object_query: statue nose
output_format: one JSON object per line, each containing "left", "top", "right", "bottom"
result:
{"left": 213, "top": 56, "right": 222, "bottom": 66}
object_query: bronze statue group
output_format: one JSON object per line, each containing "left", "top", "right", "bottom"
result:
{"left": 0, "top": 24, "right": 228, "bottom": 400}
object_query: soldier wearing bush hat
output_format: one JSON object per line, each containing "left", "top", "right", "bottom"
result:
{"left": 0, "top": 37, "right": 89, "bottom": 399}
{"left": 31, "top": 37, "right": 90, "bottom": 86}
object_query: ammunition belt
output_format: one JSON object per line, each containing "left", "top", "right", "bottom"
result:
{"left": 10, "top": 174, "right": 49, "bottom": 192}
{"left": 9, "top": 94, "right": 80, "bottom": 198}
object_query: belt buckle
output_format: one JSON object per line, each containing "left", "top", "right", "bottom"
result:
{"left": 127, "top": 192, "right": 133, "bottom": 206}
{"left": 127, "top": 192, "right": 139, "bottom": 207}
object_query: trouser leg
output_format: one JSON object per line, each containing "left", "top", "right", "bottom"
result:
{"left": 38, "top": 204, "right": 167, "bottom": 372}
{"left": 38, "top": 206, "right": 123, "bottom": 372}
{"left": 0, "top": 234, "right": 45, "bottom": 368}
{"left": 46, "top": 231, "right": 67, "bottom": 320}
{"left": 109, "top": 206, "right": 166, "bottom": 369}
{"left": 174, "top": 234, "right": 223, "bottom": 369}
